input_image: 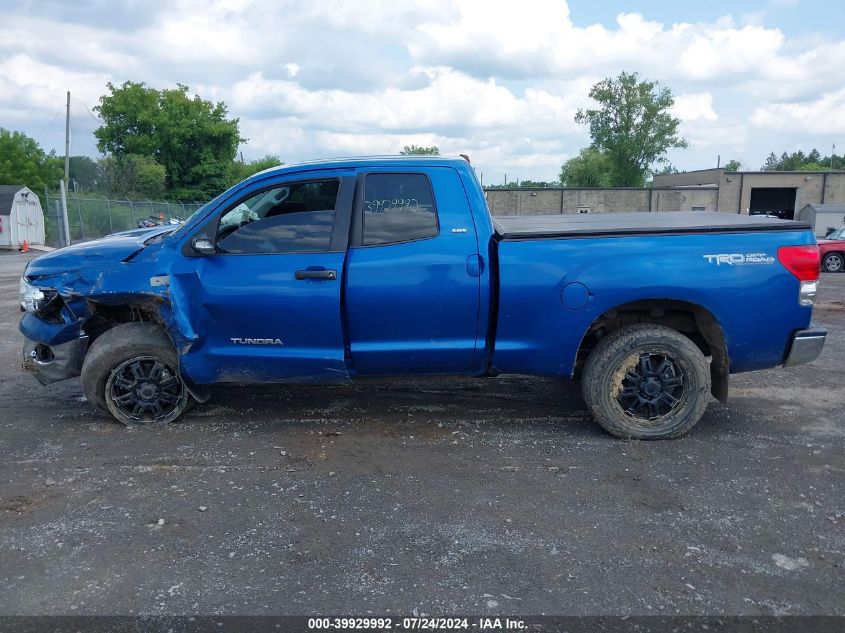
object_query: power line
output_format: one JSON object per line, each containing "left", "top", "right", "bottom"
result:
{"left": 70, "top": 95, "right": 102, "bottom": 123}
{"left": 35, "top": 106, "right": 64, "bottom": 150}
{"left": 67, "top": 96, "right": 106, "bottom": 157}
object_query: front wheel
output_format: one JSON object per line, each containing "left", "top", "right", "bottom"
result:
{"left": 81, "top": 323, "right": 193, "bottom": 426}
{"left": 822, "top": 252, "right": 843, "bottom": 273}
{"left": 581, "top": 324, "right": 711, "bottom": 440}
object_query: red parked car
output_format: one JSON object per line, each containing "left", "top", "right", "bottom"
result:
{"left": 820, "top": 227, "right": 845, "bottom": 272}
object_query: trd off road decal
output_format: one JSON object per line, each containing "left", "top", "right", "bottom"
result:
{"left": 702, "top": 253, "right": 775, "bottom": 266}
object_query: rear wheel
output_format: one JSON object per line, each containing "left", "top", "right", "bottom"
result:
{"left": 582, "top": 324, "right": 710, "bottom": 440}
{"left": 822, "top": 252, "right": 843, "bottom": 273}
{"left": 81, "top": 323, "right": 193, "bottom": 425}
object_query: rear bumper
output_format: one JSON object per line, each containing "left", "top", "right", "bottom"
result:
{"left": 783, "top": 327, "right": 826, "bottom": 367}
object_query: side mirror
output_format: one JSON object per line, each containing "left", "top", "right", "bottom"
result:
{"left": 192, "top": 236, "right": 216, "bottom": 256}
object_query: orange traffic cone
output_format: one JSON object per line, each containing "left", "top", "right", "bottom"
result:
{"left": 21, "top": 240, "right": 29, "bottom": 253}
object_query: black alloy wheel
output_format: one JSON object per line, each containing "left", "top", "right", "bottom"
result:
{"left": 106, "top": 355, "right": 187, "bottom": 424}
{"left": 618, "top": 352, "right": 686, "bottom": 421}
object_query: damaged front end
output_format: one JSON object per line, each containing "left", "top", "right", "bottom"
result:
{"left": 19, "top": 277, "right": 90, "bottom": 385}
{"left": 18, "top": 230, "right": 179, "bottom": 386}
{"left": 19, "top": 285, "right": 92, "bottom": 385}
{"left": 22, "top": 329, "right": 88, "bottom": 385}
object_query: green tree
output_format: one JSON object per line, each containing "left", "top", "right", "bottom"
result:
{"left": 0, "top": 128, "right": 63, "bottom": 200}
{"left": 515, "top": 180, "right": 557, "bottom": 188}
{"left": 653, "top": 163, "right": 679, "bottom": 176}
{"left": 797, "top": 162, "right": 828, "bottom": 171}
{"left": 227, "top": 154, "right": 284, "bottom": 186}
{"left": 644, "top": 163, "right": 678, "bottom": 187}
{"left": 98, "top": 155, "right": 166, "bottom": 199}
{"left": 724, "top": 159, "right": 742, "bottom": 172}
{"left": 400, "top": 145, "right": 440, "bottom": 155}
{"left": 69, "top": 156, "right": 99, "bottom": 191}
{"left": 574, "top": 71, "right": 687, "bottom": 186}
{"left": 485, "top": 179, "right": 558, "bottom": 189}
{"left": 761, "top": 148, "right": 842, "bottom": 171}
{"left": 762, "top": 152, "right": 780, "bottom": 171}
{"left": 94, "top": 81, "right": 243, "bottom": 199}
{"left": 778, "top": 150, "right": 808, "bottom": 171}
{"left": 559, "top": 148, "right": 613, "bottom": 187}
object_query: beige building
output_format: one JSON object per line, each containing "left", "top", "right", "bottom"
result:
{"left": 484, "top": 169, "right": 845, "bottom": 219}
{"left": 653, "top": 169, "right": 845, "bottom": 219}
{"left": 485, "top": 186, "right": 718, "bottom": 216}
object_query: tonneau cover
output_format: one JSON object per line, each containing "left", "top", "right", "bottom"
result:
{"left": 493, "top": 211, "right": 812, "bottom": 239}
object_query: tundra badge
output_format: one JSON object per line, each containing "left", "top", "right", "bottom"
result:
{"left": 230, "top": 338, "right": 284, "bottom": 345}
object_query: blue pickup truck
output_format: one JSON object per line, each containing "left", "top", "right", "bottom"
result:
{"left": 19, "top": 156, "right": 825, "bottom": 439}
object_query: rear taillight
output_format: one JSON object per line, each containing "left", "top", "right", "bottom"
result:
{"left": 778, "top": 245, "right": 820, "bottom": 306}
{"left": 778, "top": 244, "right": 820, "bottom": 281}
{"left": 778, "top": 245, "right": 820, "bottom": 281}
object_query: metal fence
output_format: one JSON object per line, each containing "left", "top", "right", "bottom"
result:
{"left": 42, "top": 192, "right": 206, "bottom": 247}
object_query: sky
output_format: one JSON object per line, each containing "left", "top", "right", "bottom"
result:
{"left": 1, "top": 0, "right": 844, "bottom": 184}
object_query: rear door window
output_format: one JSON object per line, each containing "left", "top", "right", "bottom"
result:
{"left": 362, "top": 173, "right": 438, "bottom": 246}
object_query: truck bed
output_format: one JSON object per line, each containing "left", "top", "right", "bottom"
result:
{"left": 493, "top": 211, "right": 812, "bottom": 240}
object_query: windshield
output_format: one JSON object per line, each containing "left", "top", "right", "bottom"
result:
{"left": 826, "top": 227, "right": 845, "bottom": 240}
{"left": 167, "top": 202, "right": 210, "bottom": 238}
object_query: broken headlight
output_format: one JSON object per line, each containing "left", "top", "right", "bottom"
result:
{"left": 19, "top": 278, "right": 56, "bottom": 312}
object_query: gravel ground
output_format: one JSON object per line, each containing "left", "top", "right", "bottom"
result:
{"left": 0, "top": 251, "right": 842, "bottom": 616}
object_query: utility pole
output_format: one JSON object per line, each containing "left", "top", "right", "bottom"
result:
{"left": 59, "top": 179, "right": 72, "bottom": 248}
{"left": 64, "top": 91, "right": 70, "bottom": 191}
{"left": 61, "top": 91, "right": 72, "bottom": 247}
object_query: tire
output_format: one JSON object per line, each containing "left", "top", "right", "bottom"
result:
{"left": 80, "top": 322, "right": 193, "bottom": 426}
{"left": 581, "top": 324, "right": 711, "bottom": 440}
{"left": 822, "top": 252, "right": 844, "bottom": 273}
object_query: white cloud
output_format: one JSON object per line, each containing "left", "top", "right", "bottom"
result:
{"left": 677, "top": 26, "right": 784, "bottom": 80}
{"left": 0, "top": 54, "right": 107, "bottom": 110}
{"left": 750, "top": 87, "right": 845, "bottom": 134}
{"left": 1, "top": 0, "right": 844, "bottom": 181}
{"left": 228, "top": 66, "right": 577, "bottom": 132}
{"left": 672, "top": 93, "right": 718, "bottom": 121}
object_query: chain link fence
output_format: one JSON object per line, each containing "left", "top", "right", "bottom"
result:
{"left": 42, "top": 192, "right": 206, "bottom": 247}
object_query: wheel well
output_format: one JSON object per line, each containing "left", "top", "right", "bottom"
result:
{"left": 576, "top": 299, "right": 729, "bottom": 402}
{"left": 82, "top": 313, "right": 211, "bottom": 404}
{"left": 83, "top": 301, "right": 163, "bottom": 345}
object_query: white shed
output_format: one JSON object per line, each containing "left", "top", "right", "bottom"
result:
{"left": 798, "top": 203, "right": 845, "bottom": 238}
{"left": 0, "top": 185, "right": 46, "bottom": 249}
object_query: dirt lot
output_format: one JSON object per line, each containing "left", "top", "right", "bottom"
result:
{"left": 0, "top": 251, "right": 842, "bottom": 616}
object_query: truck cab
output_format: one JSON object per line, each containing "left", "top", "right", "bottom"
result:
{"left": 167, "top": 158, "right": 495, "bottom": 383}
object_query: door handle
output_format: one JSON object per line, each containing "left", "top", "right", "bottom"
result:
{"left": 295, "top": 269, "right": 337, "bottom": 281}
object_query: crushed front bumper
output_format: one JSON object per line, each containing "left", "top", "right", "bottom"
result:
{"left": 783, "top": 327, "right": 826, "bottom": 367}
{"left": 22, "top": 336, "right": 88, "bottom": 385}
